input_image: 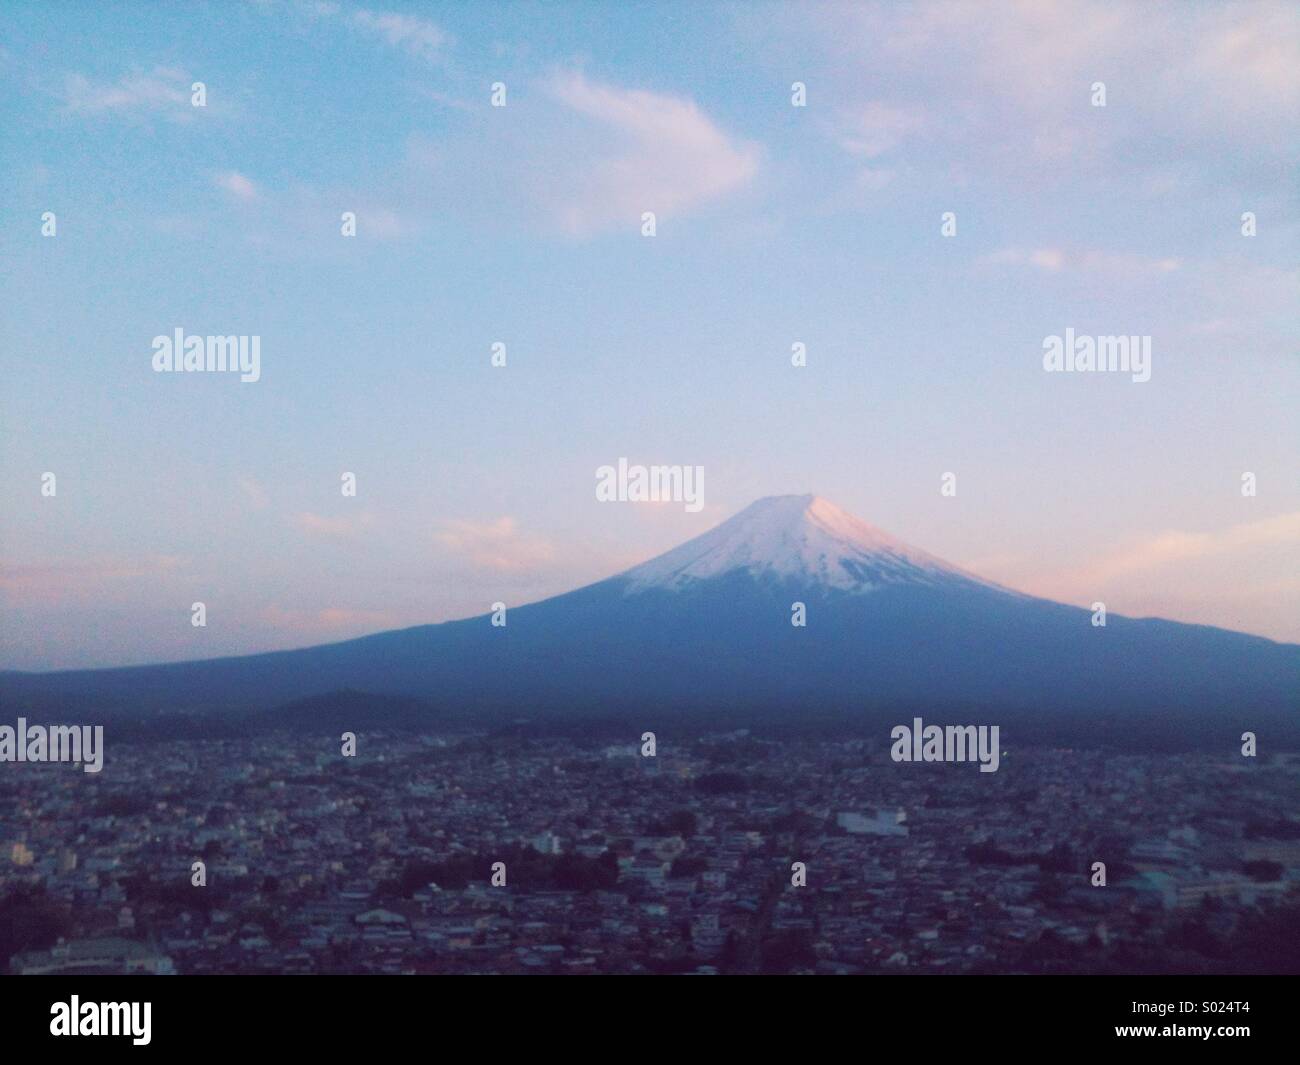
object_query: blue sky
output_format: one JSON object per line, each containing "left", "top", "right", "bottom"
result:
{"left": 1, "top": 0, "right": 1297, "bottom": 668}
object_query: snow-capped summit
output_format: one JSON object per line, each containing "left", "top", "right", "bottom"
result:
{"left": 620, "top": 494, "right": 991, "bottom": 593}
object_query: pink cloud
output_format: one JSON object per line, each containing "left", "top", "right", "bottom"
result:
{"left": 259, "top": 604, "right": 398, "bottom": 632}
{"left": 294, "top": 511, "right": 377, "bottom": 538}
{"left": 435, "top": 516, "right": 556, "bottom": 572}
{"left": 0, "top": 556, "right": 187, "bottom": 606}
{"left": 215, "top": 171, "right": 259, "bottom": 201}
{"left": 969, "top": 512, "right": 1300, "bottom": 642}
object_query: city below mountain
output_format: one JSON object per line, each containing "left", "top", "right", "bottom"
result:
{"left": 3, "top": 495, "right": 1296, "bottom": 746}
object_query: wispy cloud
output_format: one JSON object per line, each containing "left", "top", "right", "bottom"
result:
{"left": 350, "top": 9, "right": 450, "bottom": 60}
{"left": 1063, "top": 512, "right": 1300, "bottom": 586}
{"left": 260, "top": 604, "right": 397, "bottom": 633}
{"left": 808, "top": 0, "right": 1300, "bottom": 183}
{"left": 0, "top": 556, "right": 187, "bottom": 605}
{"left": 294, "top": 511, "right": 377, "bottom": 538}
{"left": 407, "top": 85, "right": 476, "bottom": 111}
{"left": 836, "top": 101, "right": 925, "bottom": 159}
{"left": 435, "top": 516, "right": 555, "bottom": 572}
{"left": 60, "top": 66, "right": 193, "bottom": 117}
{"left": 979, "top": 247, "right": 1180, "bottom": 276}
{"left": 971, "top": 512, "right": 1300, "bottom": 641}
{"left": 295, "top": 2, "right": 451, "bottom": 61}
{"left": 540, "top": 72, "right": 759, "bottom": 235}
{"left": 214, "top": 171, "right": 259, "bottom": 201}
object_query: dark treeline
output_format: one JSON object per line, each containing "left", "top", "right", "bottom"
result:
{"left": 11, "top": 687, "right": 1298, "bottom": 755}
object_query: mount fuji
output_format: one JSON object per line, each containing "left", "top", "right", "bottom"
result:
{"left": 3, "top": 495, "right": 1296, "bottom": 743}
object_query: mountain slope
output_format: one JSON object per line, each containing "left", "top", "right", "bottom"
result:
{"left": 2, "top": 496, "right": 1296, "bottom": 740}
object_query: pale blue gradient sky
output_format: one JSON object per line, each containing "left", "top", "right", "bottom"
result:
{"left": 1, "top": 0, "right": 1297, "bottom": 669}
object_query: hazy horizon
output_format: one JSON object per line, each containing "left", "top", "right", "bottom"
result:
{"left": 5, "top": 488, "right": 1300, "bottom": 675}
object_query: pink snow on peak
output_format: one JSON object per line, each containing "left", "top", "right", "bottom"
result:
{"left": 621, "top": 494, "right": 996, "bottom": 593}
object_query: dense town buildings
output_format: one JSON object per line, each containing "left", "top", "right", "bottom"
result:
{"left": 4, "top": 730, "right": 1297, "bottom": 974}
